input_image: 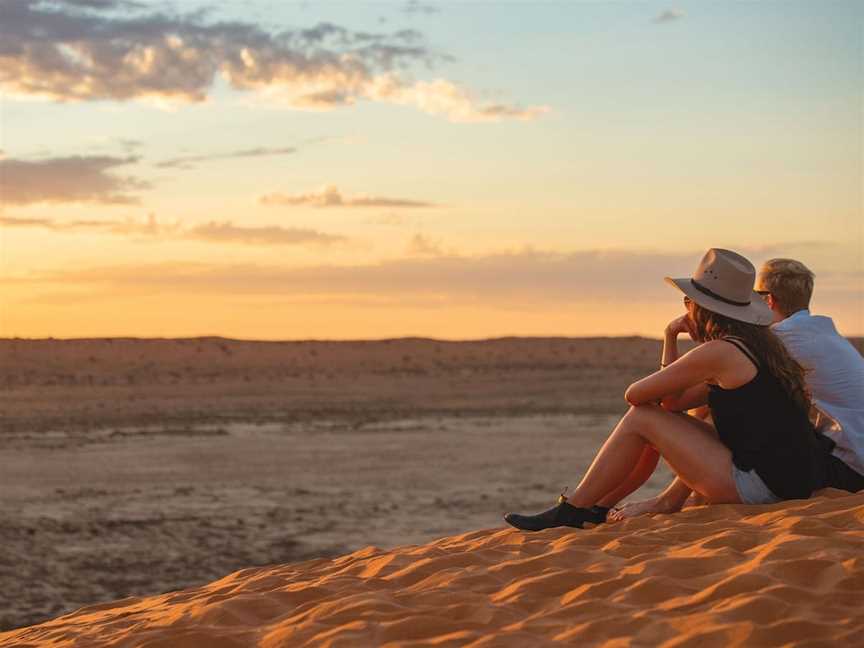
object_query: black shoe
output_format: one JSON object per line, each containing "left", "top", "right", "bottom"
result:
{"left": 504, "top": 498, "right": 606, "bottom": 532}
{"left": 590, "top": 505, "right": 610, "bottom": 521}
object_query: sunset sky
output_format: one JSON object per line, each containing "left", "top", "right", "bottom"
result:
{"left": 1, "top": 0, "right": 861, "bottom": 339}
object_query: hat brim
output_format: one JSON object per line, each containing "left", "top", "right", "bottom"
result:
{"left": 665, "top": 277, "right": 774, "bottom": 326}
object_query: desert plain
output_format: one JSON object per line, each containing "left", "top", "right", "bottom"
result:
{"left": 0, "top": 335, "right": 690, "bottom": 631}
{"left": 2, "top": 335, "right": 863, "bottom": 647}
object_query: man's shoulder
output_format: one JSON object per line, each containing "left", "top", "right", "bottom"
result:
{"left": 774, "top": 311, "right": 838, "bottom": 337}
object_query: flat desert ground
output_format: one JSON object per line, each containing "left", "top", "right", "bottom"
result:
{"left": 1, "top": 335, "right": 861, "bottom": 635}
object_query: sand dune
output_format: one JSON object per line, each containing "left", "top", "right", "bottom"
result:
{"left": 4, "top": 489, "right": 862, "bottom": 647}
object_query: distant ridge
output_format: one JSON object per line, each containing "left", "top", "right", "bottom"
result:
{"left": 2, "top": 336, "right": 860, "bottom": 434}
{"left": 0, "top": 334, "right": 661, "bottom": 343}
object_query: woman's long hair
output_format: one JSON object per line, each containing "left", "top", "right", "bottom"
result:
{"left": 689, "top": 302, "right": 811, "bottom": 416}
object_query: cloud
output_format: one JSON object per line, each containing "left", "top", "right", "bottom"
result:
{"left": 654, "top": 9, "right": 685, "bottom": 23}
{"left": 4, "top": 248, "right": 700, "bottom": 304}
{"left": 0, "top": 0, "right": 546, "bottom": 122}
{"left": 9, "top": 245, "right": 857, "bottom": 317}
{"left": 259, "top": 185, "right": 436, "bottom": 208}
{"left": 185, "top": 221, "right": 344, "bottom": 245}
{"left": 357, "top": 75, "right": 549, "bottom": 123}
{"left": 0, "top": 213, "right": 179, "bottom": 235}
{"left": 366, "top": 213, "right": 411, "bottom": 226}
{"left": 0, "top": 154, "right": 149, "bottom": 205}
{"left": 44, "top": 0, "right": 146, "bottom": 10}
{"left": 406, "top": 233, "right": 446, "bottom": 256}
{"left": 82, "top": 135, "right": 142, "bottom": 152}
{"left": 735, "top": 241, "right": 837, "bottom": 257}
{"left": 0, "top": 215, "right": 55, "bottom": 227}
{"left": 155, "top": 145, "right": 298, "bottom": 170}
{"left": 117, "top": 137, "right": 143, "bottom": 151}
{"left": 0, "top": 213, "right": 344, "bottom": 246}
{"left": 403, "top": 1, "right": 440, "bottom": 15}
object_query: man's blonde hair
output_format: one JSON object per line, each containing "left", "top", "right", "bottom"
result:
{"left": 759, "top": 258, "right": 815, "bottom": 316}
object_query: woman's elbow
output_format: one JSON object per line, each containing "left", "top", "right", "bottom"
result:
{"left": 660, "top": 398, "right": 681, "bottom": 412}
{"left": 624, "top": 384, "right": 643, "bottom": 406}
{"left": 660, "top": 397, "right": 683, "bottom": 412}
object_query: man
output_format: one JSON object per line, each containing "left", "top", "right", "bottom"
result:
{"left": 611, "top": 258, "right": 864, "bottom": 520}
{"left": 758, "top": 258, "right": 864, "bottom": 476}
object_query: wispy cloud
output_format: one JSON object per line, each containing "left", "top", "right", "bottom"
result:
{"left": 0, "top": 216, "right": 53, "bottom": 228}
{"left": 358, "top": 76, "right": 549, "bottom": 123}
{"left": 654, "top": 9, "right": 685, "bottom": 23}
{"left": 7, "top": 245, "right": 855, "bottom": 312}
{"left": 185, "top": 221, "right": 344, "bottom": 246}
{"left": 0, "top": 213, "right": 344, "bottom": 246}
{"left": 259, "top": 185, "right": 436, "bottom": 208}
{"left": 0, "top": 0, "right": 547, "bottom": 122}
{"left": 155, "top": 146, "right": 298, "bottom": 170}
{"left": 0, "top": 154, "right": 149, "bottom": 205}
{"left": 403, "top": 1, "right": 440, "bottom": 15}
{"left": 3, "top": 249, "right": 697, "bottom": 304}
{"left": 0, "top": 214, "right": 168, "bottom": 233}
{"left": 406, "top": 233, "right": 447, "bottom": 256}
{"left": 366, "top": 213, "right": 412, "bottom": 226}
{"left": 736, "top": 242, "right": 837, "bottom": 257}
{"left": 59, "top": 0, "right": 145, "bottom": 9}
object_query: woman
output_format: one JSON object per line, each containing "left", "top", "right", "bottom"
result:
{"left": 505, "top": 248, "right": 860, "bottom": 532}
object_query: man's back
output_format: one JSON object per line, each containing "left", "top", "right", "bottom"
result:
{"left": 774, "top": 310, "right": 864, "bottom": 474}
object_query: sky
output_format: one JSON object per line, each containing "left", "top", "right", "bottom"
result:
{"left": 0, "top": 0, "right": 861, "bottom": 340}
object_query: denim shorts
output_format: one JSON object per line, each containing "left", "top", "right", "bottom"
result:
{"left": 732, "top": 465, "right": 783, "bottom": 505}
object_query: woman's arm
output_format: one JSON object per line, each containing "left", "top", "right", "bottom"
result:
{"left": 625, "top": 342, "right": 725, "bottom": 407}
{"left": 661, "top": 383, "right": 709, "bottom": 412}
{"left": 657, "top": 313, "right": 699, "bottom": 398}
{"left": 660, "top": 318, "right": 686, "bottom": 368}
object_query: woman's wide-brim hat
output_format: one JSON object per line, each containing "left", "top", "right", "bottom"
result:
{"left": 665, "top": 248, "right": 774, "bottom": 325}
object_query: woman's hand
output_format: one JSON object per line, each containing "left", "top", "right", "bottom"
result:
{"left": 665, "top": 315, "right": 697, "bottom": 341}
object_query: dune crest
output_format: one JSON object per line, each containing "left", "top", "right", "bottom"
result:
{"left": 3, "top": 490, "right": 863, "bottom": 647}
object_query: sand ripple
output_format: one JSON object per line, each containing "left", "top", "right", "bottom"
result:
{"left": 3, "top": 490, "right": 863, "bottom": 647}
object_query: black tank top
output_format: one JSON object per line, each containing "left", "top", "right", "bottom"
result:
{"left": 707, "top": 337, "right": 835, "bottom": 500}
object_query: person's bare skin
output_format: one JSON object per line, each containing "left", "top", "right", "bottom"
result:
{"left": 608, "top": 478, "right": 699, "bottom": 521}
{"left": 552, "top": 304, "right": 763, "bottom": 513}
{"left": 608, "top": 406, "right": 712, "bottom": 522}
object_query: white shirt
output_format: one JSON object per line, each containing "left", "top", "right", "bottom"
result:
{"left": 773, "top": 310, "right": 864, "bottom": 474}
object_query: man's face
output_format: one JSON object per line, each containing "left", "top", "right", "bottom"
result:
{"left": 755, "top": 271, "right": 786, "bottom": 323}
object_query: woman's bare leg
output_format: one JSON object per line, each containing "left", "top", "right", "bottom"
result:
{"left": 564, "top": 404, "right": 740, "bottom": 508}
{"left": 596, "top": 446, "right": 660, "bottom": 508}
{"left": 608, "top": 406, "right": 715, "bottom": 520}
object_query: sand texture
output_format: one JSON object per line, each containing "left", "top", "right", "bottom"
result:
{"left": 2, "top": 490, "right": 862, "bottom": 647}
{"left": 2, "top": 336, "right": 862, "bottom": 639}
{"left": 1, "top": 336, "right": 686, "bottom": 630}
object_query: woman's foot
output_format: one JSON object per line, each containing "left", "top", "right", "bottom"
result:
{"left": 685, "top": 492, "right": 708, "bottom": 507}
{"left": 504, "top": 499, "right": 606, "bottom": 531}
{"left": 607, "top": 496, "right": 678, "bottom": 521}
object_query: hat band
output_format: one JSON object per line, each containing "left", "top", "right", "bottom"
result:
{"left": 690, "top": 278, "right": 751, "bottom": 307}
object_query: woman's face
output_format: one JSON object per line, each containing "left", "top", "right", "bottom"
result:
{"left": 683, "top": 296, "right": 702, "bottom": 341}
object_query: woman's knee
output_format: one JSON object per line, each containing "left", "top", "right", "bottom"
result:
{"left": 621, "top": 403, "right": 667, "bottom": 432}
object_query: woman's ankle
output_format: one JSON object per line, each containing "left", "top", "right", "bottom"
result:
{"left": 655, "top": 495, "right": 682, "bottom": 514}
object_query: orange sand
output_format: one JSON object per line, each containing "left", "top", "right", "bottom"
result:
{"left": 3, "top": 490, "right": 863, "bottom": 647}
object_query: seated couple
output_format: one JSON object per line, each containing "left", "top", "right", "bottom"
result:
{"left": 505, "top": 249, "right": 864, "bottom": 531}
